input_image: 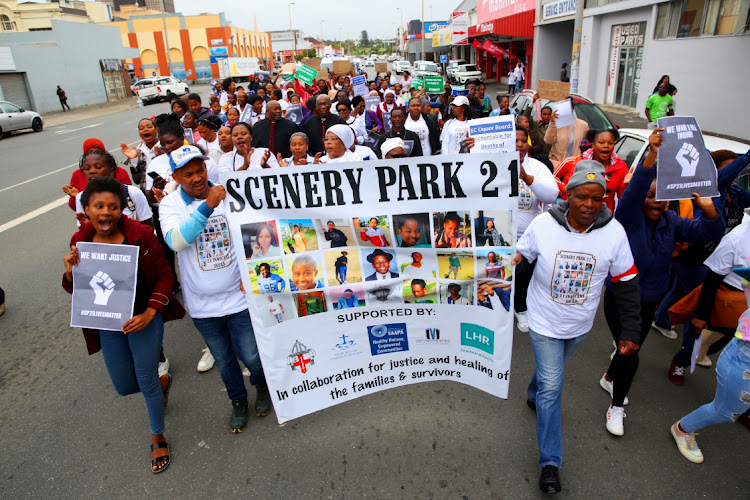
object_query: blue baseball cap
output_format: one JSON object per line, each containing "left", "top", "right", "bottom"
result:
{"left": 169, "top": 145, "right": 209, "bottom": 172}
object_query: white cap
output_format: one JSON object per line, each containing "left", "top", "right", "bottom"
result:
{"left": 452, "top": 95, "right": 470, "bottom": 107}
{"left": 169, "top": 145, "right": 210, "bottom": 172}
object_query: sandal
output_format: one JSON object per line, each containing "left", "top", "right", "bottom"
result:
{"left": 160, "top": 374, "right": 172, "bottom": 409}
{"left": 151, "top": 439, "right": 170, "bottom": 474}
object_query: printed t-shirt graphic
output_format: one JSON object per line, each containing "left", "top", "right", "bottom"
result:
{"left": 197, "top": 215, "right": 233, "bottom": 271}
{"left": 518, "top": 180, "right": 533, "bottom": 210}
{"left": 257, "top": 273, "right": 285, "bottom": 293}
{"left": 550, "top": 251, "right": 596, "bottom": 305}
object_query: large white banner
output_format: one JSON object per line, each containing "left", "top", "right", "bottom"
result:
{"left": 222, "top": 153, "right": 519, "bottom": 423}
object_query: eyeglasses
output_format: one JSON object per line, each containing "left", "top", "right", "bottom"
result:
{"left": 337, "top": 108, "right": 348, "bottom": 113}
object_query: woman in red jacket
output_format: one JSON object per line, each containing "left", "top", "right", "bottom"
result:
{"left": 552, "top": 130, "right": 628, "bottom": 212}
{"left": 62, "top": 176, "right": 183, "bottom": 474}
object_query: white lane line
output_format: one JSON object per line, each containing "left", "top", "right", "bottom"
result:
{"left": 60, "top": 133, "right": 88, "bottom": 143}
{"left": 0, "top": 142, "right": 139, "bottom": 193}
{"left": 53, "top": 123, "right": 104, "bottom": 135}
{"left": 0, "top": 196, "right": 69, "bottom": 234}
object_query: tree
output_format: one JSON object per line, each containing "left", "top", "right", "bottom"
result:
{"left": 360, "top": 30, "right": 369, "bottom": 47}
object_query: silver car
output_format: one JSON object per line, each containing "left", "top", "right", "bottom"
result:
{"left": 0, "top": 101, "right": 43, "bottom": 138}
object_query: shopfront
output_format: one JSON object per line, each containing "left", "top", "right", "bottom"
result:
{"left": 605, "top": 22, "right": 645, "bottom": 108}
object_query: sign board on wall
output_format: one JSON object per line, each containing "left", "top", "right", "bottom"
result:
{"left": 542, "top": 0, "right": 577, "bottom": 21}
{"left": 451, "top": 11, "right": 469, "bottom": 45}
{"left": 211, "top": 39, "right": 224, "bottom": 46}
{"left": 478, "top": 0, "right": 535, "bottom": 24}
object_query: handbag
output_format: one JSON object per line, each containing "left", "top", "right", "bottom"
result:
{"left": 668, "top": 284, "right": 746, "bottom": 329}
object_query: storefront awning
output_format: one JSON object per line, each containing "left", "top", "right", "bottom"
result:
{"left": 468, "top": 10, "right": 535, "bottom": 39}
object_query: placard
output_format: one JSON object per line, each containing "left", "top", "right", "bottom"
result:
{"left": 469, "top": 115, "right": 516, "bottom": 154}
{"left": 424, "top": 76, "right": 445, "bottom": 94}
{"left": 382, "top": 112, "right": 392, "bottom": 134}
{"left": 301, "top": 58, "right": 321, "bottom": 70}
{"left": 295, "top": 64, "right": 318, "bottom": 86}
{"left": 411, "top": 77, "right": 425, "bottom": 90}
{"left": 553, "top": 98, "right": 575, "bottom": 128}
{"left": 656, "top": 116, "right": 719, "bottom": 201}
{"left": 220, "top": 153, "right": 519, "bottom": 423}
{"left": 352, "top": 75, "right": 369, "bottom": 97}
{"left": 375, "top": 62, "right": 388, "bottom": 74}
{"left": 537, "top": 80, "right": 571, "bottom": 102}
{"left": 365, "top": 96, "right": 381, "bottom": 114}
{"left": 70, "top": 242, "right": 139, "bottom": 332}
{"left": 333, "top": 60, "right": 351, "bottom": 74}
{"left": 286, "top": 104, "right": 302, "bottom": 125}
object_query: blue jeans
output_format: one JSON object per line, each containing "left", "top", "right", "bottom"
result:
{"left": 192, "top": 309, "right": 266, "bottom": 401}
{"left": 100, "top": 314, "right": 164, "bottom": 435}
{"left": 515, "top": 80, "right": 523, "bottom": 93}
{"left": 527, "top": 328, "right": 588, "bottom": 468}
{"left": 681, "top": 338, "right": 750, "bottom": 432}
{"left": 653, "top": 263, "right": 707, "bottom": 330}
{"left": 340, "top": 266, "right": 347, "bottom": 283}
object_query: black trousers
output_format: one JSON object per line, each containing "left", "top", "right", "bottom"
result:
{"left": 513, "top": 258, "right": 535, "bottom": 313}
{"left": 603, "top": 288, "right": 657, "bottom": 407}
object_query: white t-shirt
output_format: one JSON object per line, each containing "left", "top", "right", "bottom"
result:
{"left": 75, "top": 185, "right": 152, "bottom": 226}
{"left": 146, "top": 154, "right": 220, "bottom": 190}
{"left": 217, "top": 148, "right": 280, "bottom": 173}
{"left": 440, "top": 119, "right": 470, "bottom": 155}
{"left": 352, "top": 145, "right": 377, "bottom": 161}
{"left": 158, "top": 187, "right": 247, "bottom": 318}
{"left": 516, "top": 155, "right": 559, "bottom": 239}
{"left": 517, "top": 212, "right": 636, "bottom": 339}
{"left": 441, "top": 295, "right": 470, "bottom": 305}
{"left": 405, "top": 114, "right": 432, "bottom": 156}
{"left": 268, "top": 302, "right": 283, "bottom": 315}
{"left": 320, "top": 150, "right": 358, "bottom": 164}
{"left": 704, "top": 220, "right": 750, "bottom": 290}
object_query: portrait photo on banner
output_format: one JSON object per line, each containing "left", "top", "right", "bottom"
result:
{"left": 397, "top": 249, "right": 438, "bottom": 279}
{"left": 315, "top": 218, "right": 355, "bottom": 249}
{"left": 241, "top": 221, "right": 281, "bottom": 260}
{"left": 433, "top": 211, "right": 472, "bottom": 248}
{"left": 438, "top": 250, "right": 474, "bottom": 280}
{"left": 361, "top": 248, "right": 399, "bottom": 281}
{"left": 279, "top": 218, "right": 318, "bottom": 255}
{"left": 439, "top": 281, "right": 474, "bottom": 305}
{"left": 474, "top": 210, "right": 513, "bottom": 247}
{"left": 329, "top": 285, "right": 366, "bottom": 310}
{"left": 287, "top": 253, "right": 325, "bottom": 291}
{"left": 248, "top": 258, "right": 287, "bottom": 295}
{"left": 255, "top": 293, "right": 296, "bottom": 327}
{"left": 392, "top": 212, "right": 432, "bottom": 248}
{"left": 364, "top": 282, "right": 403, "bottom": 304}
{"left": 352, "top": 215, "right": 393, "bottom": 247}
{"left": 476, "top": 279, "right": 512, "bottom": 312}
{"left": 324, "top": 249, "right": 362, "bottom": 286}
{"left": 403, "top": 278, "right": 438, "bottom": 304}
{"left": 294, "top": 290, "right": 327, "bottom": 317}
{"left": 476, "top": 248, "right": 513, "bottom": 281}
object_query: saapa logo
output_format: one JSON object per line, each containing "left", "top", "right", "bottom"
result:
{"left": 367, "top": 323, "right": 409, "bottom": 356}
{"left": 460, "top": 323, "right": 494, "bottom": 355}
{"left": 287, "top": 339, "right": 316, "bottom": 373}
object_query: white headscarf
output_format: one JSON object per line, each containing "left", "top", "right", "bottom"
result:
{"left": 381, "top": 137, "right": 405, "bottom": 158}
{"left": 327, "top": 124, "right": 355, "bottom": 149}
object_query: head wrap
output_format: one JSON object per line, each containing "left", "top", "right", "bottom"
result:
{"left": 327, "top": 124, "right": 355, "bottom": 149}
{"left": 83, "top": 138, "right": 106, "bottom": 153}
{"left": 381, "top": 137, "right": 405, "bottom": 158}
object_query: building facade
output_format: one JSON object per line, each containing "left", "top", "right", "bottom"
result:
{"left": 0, "top": 19, "right": 137, "bottom": 112}
{"left": 103, "top": 12, "right": 273, "bottom": 81}
{"left": 0, "top": 0, "right": 112, "bottom": 32}
{"left": 268, "top": 29, "right": 311, "bottom": 62}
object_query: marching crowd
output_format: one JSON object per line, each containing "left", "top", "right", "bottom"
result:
{"left": 56, "top": 69, "right": 749, "bottom": 493}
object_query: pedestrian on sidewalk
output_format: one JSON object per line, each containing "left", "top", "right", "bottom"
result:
{"left": 56, "top": 85, "right": 71, "bottom": 111}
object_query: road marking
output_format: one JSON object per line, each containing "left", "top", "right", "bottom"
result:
{"left": 53, "top": 123, "right": 104, "bottom": 135}
{"left": 60, "top": 133, "right": 88, "bottom": 143}
{"left": 0, "top": 142, "right": 139, "bottom": 193}
{"left": 0, "top": 196, "right": 69, "bottom": 234}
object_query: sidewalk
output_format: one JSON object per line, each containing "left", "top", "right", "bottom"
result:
{"left": 42, "top": 96, "right": 142, "bottom": 128}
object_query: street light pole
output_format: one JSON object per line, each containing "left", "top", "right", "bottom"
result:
{"left": 570, "top": 0, "right": 584, "bottom": 93}
{"left": 160, "top": 0, "right": 172, "bottom": 77}
{"left": 421, "top": 0, "right": 426, "bottom": 60}
{"left": 288, "top": 2, "right": 296, "bottom": 62}
{"left": 396, "top": 7, "right": 403, "bottom": 56}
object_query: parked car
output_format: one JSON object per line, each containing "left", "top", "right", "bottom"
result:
{"left": 614, "top": 128, "right": 750, "bottom": 171}
{"left": 453, "top": 64, "right": 483, "bottom": 86}
{"left": 510, "top": 90, "right": 618, "bottom": 136}
{"left": 363, "top": 59, "right": 374, "bottom": 67}
{"left": 446, "top": 59, "right": 467, "bottom": 82}
{"left": 137, "top": 76, "right": 189, "bottom": 105}
{"left": 413, "top": 61, "right": 441, "bottom": 78}
{"left": 0, "top": 101, "right": 43, "bottom": 137}
{"left": 393, "top": 60, "right": 411, "bottom": 75}
{"left": 130, "top": 78, "right": 154, "bottom": 96}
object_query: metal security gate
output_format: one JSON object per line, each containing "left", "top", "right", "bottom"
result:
{"left": 0, "top": 73, "right": 32, "bottom": 110}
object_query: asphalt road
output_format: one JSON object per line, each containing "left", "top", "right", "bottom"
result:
{"left": 0, "top": 94, "right": 746, "bottom": 499}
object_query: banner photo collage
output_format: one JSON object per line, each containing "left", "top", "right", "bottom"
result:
{"left": 222, "top": 153, "right": 520, "bottom": 423}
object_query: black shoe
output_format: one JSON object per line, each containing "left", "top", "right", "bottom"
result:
{"left": 230, "top": 398, "right": 248, "bottom": 433}
{"left": 527, "top": 399, "right": 537, "bottom": 412}
{"left": 254, "top": 386, "right": 272, "bottom": 417}
{"left": 539, "top": 465, "right": 561, "bottom": 494}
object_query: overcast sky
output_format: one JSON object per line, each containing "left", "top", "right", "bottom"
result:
{"left": 174, "top": 0, "right": 461, "bottom": 40}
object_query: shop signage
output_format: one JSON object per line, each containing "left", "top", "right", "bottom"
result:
{"left": 451, "top": 11, "right": 469, "bottom": 45}
{"left": 542, "top": 0, "right": 577, "bottom": 21}
{"left": 478, "top": 0, "right": 535, "bottom": 24}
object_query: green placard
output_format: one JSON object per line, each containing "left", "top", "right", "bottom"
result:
{"left": 411, "top": 77, "right": 424, "bottom": 90}
{"left": 424, "top": 76, "right": 445, "bottom": 93}
{"left": 282, "top": 73, "right": 294, "bottom": 82}
{"left": 295, "top": 64, "right": 318, "bottom": 85}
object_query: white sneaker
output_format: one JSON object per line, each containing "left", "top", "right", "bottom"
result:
{"left": 158, "top": 357, "right": 170, "bottom": 377}
{"left": 515, "top": 311, "right": 529, "bottom": 333}
{"left": 652, "top": 321, "right": 678, "bottom": 340}
{"left": 197, "top": 348, "right": 215, "bottom": 372}
{"left": 599, "top": 374, "right": 629, "bottom": 405}
{"left": 696, "top": 357, "right": 712, "bottom": 368}
{"left": 606, "top": 405, "right": 625, "bottom": 436}
{"left": 242, "top": 366, "right": 251, "bottom": 377}
{"left": 671, "top": 421, "right": 703, "bottom": 463}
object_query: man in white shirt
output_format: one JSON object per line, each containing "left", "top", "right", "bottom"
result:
{"left": 159, "top": 146, "right": 272, "bottom": 433}
{"left": 513, "top": 160, "right": 641, "bottom": 494}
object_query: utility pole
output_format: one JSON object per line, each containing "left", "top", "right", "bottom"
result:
{"left": 421, "top": 0, "right": 425, "bottom": 60}
{"left": 160, "top": 0, "right": 172, "bottom": 77}
{"left": 570, "top": 0, "right": 584, "bottom": 93}
{"left": 288, "top": 2, "right": 296, "bottom": 61}
{"left": 396, "top": 7, "right": 403, "bottom": 56}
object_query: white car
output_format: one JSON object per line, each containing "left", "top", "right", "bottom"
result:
{"left": 393, "top": 60, "right": 411, "bottom": 75}
{"left": 0, "top": 101, "right": 43, "bottom": 138}
{"left": 446, "top": 59, "right": 467, "bottom": 82}
{"left": 615, "top": 128, "right": 750, "bottom": 170}
{"left": 453, "top": 64, "right": 484, "bottom": 86}
{"left": 137, "top": 76, "right": 189, "bottom": 105}
{"left": 413, "top": 61, "right": 440, "bottom": 78}
{"left": 363, "top": 59, "right": 374, "bottom": 68}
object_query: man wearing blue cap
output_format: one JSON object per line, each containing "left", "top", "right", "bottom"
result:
{"left": 159, "top": 146, "right": 272, "bottom": 433}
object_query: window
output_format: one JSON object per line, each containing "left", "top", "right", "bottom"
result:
{"left": 573, "top": 103, "right": 616, "bottom": 133}
{"left": 615, "top": 136, "right": 646, "bottom": 169}
{"left": 655, "top": 3, "right": 672, "bottom": 38}
{"left": 1, "top": 15, "right": 14, "bottom": 31}
{"left": 677, "top": 0, "right": 707, "bottom": 37}
{"left": 656, "top": 0, "right": 749, "bottom": 38}
{"left": 460, "top": 65, "right": 479, "bottom": 72}
{"left": 714, "top": 0, "right": 750, "bottom": 34}
{"left": 0, "top": 102, "right": 21, "bottom": 113}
